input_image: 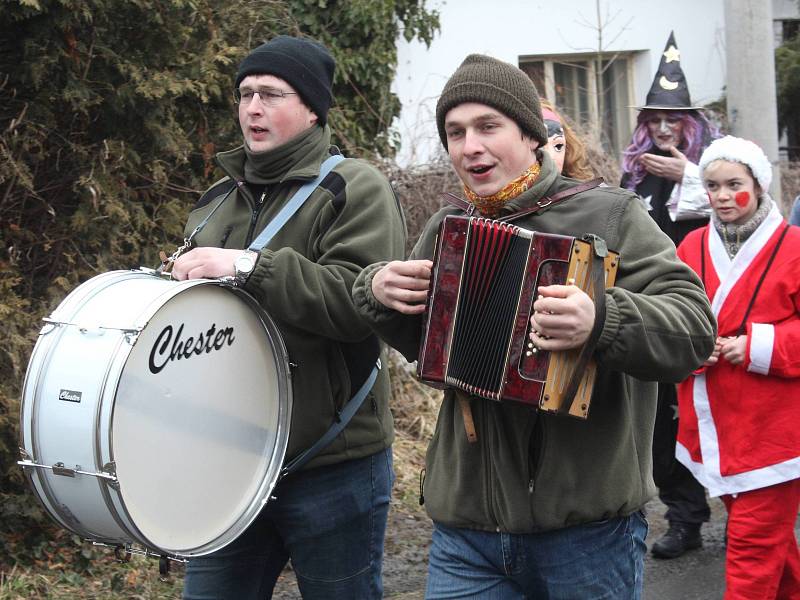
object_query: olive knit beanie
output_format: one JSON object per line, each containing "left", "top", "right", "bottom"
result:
{"left": 436, "top": 54, "right": 548, "bottom": 149}
{"left": 235, "top": 36, "right": 335, "bottom": 125}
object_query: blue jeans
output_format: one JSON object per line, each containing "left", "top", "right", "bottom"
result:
{"left": 182, "top": 448, "right": 393, "bottom": 600}
{"left": 426, "top": 511, "right": 648, "bottom": 599}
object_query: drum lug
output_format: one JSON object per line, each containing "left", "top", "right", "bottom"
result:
{"left": 159, "top": 555, "right": 171, "bottom": 578}
{"left": 114, "top": 544, "right": 132, "bottom": 562}
{"left": 52, "top": 462, "right": 76, "bottom": 477}
{"left": 102, "top": 462, "right": 120, "bottom": 489}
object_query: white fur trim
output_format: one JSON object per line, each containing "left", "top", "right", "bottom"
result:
{"left": 747, "top": 323, "right": 774, "bottom": 375}
{"left": 676, "top": 442, "right": 800, "bottom": 497}
{"left": 692, "top": 373, "right": 722, "bottom": 477}
{"left": 699, "top": 135, "right": 772, "bottom": 192}
{"left": 677, "top": 370, "right": 800, "bottom": 496}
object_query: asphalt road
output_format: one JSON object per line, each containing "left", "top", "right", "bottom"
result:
{"left": 643, "top": 496, "right": 728, "bottom": 600}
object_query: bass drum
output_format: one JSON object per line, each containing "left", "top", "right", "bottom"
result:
{"left": 19, "top": 269, "right": 292, "bottom": 558}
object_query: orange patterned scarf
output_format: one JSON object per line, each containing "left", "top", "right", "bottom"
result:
{"left": 463, "top": 162, "right": 541, "bottom": 217}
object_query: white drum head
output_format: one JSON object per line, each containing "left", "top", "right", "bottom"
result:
{"left": 112, "top": 282, "right": 289, "bottom": 556}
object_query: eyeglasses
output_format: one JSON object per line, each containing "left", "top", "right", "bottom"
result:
{"left": 234, "top": 87, "right": 298, "bottom": 106}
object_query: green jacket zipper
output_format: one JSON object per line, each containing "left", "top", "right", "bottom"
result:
{"left": 528, "top": 415, "right": 544, "bottom": 495}
{"left": 245, "top": 187, "right": 274, "bottom": 247}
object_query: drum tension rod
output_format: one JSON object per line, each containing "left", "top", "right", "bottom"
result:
{"left": 18, "top": 449, "right": 119, "bottom": 487}
{"left": 94, "top": 541, "right": 188, "bottom": 570}
{"left": 41, "top": 317, "right": 142, "bottom": 337}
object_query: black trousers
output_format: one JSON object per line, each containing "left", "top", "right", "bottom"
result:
{"left": 652, "top": 382, "right": 710, "bottom": 525}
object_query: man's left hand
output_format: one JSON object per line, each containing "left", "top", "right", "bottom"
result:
{"left": 171, "top": 247, "right": 242, "bottom": 280}
{"left": 638, "top": 147, "right": 687, "bottom": 183}
{"left": 529, "top": 285, "right": 595, "bottom": 351}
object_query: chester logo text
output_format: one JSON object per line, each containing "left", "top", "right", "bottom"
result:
{"left": 59, "top": 389, "right": 82, "bottom": 403}
{"left": 149, "top": 323, "right": 235, "bottom": 374}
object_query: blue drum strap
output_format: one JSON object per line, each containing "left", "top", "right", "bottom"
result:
{"left": 279, "top": 359, "right": 381, "bottom": 480}
{"left": 248, "top": 154, "right": 345, "bottom": 251}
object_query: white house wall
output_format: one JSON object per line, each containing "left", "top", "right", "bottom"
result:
{"left": 393, "top": 0, "right": 726, "bottom": 166}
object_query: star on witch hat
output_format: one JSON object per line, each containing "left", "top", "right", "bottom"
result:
{"left": 635, "top": 31, "right": 702, "bottom": 110}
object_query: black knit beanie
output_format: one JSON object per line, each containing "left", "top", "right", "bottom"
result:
{"left": 235, "top": 36, "right": 335, "bottom": 125}
{"left": 436, "top": 54, "right": 547, "bottom": 149}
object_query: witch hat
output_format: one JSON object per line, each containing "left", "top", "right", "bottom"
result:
{"left": 636, "top": 31, "right": 702, "bottom": 110}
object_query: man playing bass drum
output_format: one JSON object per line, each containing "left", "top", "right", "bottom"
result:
{"left": 170, "top": 35, "right": 406, "bottom": 600}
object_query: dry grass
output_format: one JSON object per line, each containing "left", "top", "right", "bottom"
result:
{"left": 382, "top": 156, "right": 461, "bottom": 254}
{"left": 584, "top": 133, "right": 622, "bottom": 185}
{"left": 386, "top": 350, "right": 442, "bottom": 509}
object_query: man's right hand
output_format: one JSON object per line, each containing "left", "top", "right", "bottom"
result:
{"left": 371, "top": 259, "right": 433, "bottom": 314}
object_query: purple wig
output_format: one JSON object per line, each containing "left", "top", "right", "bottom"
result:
{"left": 621, "top": 110, "right": 720, "bottom": 191}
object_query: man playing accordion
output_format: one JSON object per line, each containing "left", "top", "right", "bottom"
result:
{"left": 353, "top": 54, "right": 716, "bottom": 599}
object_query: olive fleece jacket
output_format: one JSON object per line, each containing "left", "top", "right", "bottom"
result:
{"left": 185, "top": 125, "right": 406, "bottom": 469}
{"left": 352, "top": 151, "right": 716, "bottom": 532}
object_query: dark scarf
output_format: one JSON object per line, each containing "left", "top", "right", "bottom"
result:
{"left": 243, "top": 125, "right": 325, "bottom": 185}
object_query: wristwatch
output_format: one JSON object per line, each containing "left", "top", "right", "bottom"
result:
{"left": 233, "top": 250, "right": 258, "bottom": 286}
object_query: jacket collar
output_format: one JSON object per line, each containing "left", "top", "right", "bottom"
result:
{"left": 215, "top": 124, "right": 332, "bottom": 187}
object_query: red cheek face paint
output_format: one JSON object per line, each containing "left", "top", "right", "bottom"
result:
{"left": 735, "top": 190, "right": 750, "bottom": 207}
{"left": 707, "top": 191, "right": 713, "bottom": 203}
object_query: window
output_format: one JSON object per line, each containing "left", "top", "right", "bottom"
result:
{"left": 519, "top": 52, "right": 637, "bottom": 156}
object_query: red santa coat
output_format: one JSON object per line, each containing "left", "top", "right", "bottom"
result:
{"left": 675, "top": 204, "right": 800, "bottom": 497}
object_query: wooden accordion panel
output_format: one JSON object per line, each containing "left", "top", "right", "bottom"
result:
{"left": 417, "top": 215, "right": 619, "bottom": 419}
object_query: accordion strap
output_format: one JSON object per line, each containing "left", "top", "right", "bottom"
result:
{"left": 502, "top": 178, "right": 604, "bottom": 222}
{"left": 440, "top": 192, "right": 476, "bottom": 215}
{"left": 439, "top": 178, "right": 603, "bottom": 220}
{"left": 458, "top": 396, "right": 478, "bottom": 443}
{"left": 557, "top": 234, "right": 608, "bottom": 414}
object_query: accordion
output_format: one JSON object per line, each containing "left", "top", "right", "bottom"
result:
{"left": 418, "top": 215, "right": 619, "bottom": 419}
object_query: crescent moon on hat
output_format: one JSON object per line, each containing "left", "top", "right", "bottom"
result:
{"left": 659, "top": 76, "right": 679, "bottom": 90}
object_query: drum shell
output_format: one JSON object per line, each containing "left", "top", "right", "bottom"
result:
{"left": 19, "top": 270, "right": 292, "bottom": 557}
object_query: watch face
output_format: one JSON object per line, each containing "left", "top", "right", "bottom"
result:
{"left": 235, "top": 253, "right": 255, "bottom": 275}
